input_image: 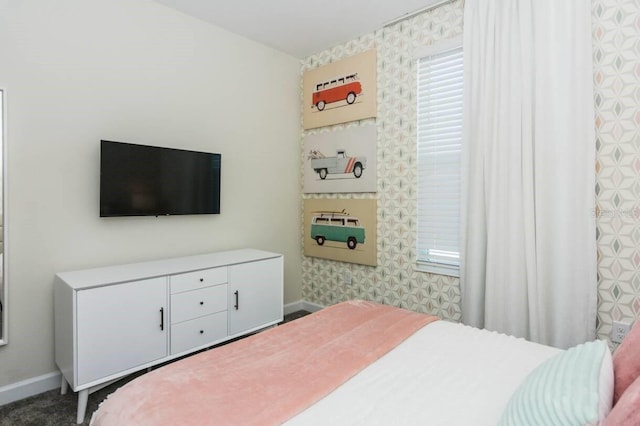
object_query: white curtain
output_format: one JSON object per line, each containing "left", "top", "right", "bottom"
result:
{"left": 460, "top": 0, "right": 597, "bottom": 349}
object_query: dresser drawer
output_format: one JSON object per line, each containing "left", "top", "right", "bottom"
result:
{"left": 170, "top": 267, "right": 227, "bottom": 294}
{"left": 170, "top": 311, "right": 227, "bottom": 355}
{"left": 171, "top": 284, "right": 227, "bottom": 324}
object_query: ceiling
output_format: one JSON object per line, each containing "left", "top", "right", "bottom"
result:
{"left": 153, "top": 0, "right": 443, "bottom": 58}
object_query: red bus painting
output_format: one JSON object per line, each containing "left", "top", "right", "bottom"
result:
{"left": 311, "top": 73, "right": 362, "bottom": 111}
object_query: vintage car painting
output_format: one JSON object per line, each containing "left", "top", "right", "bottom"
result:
{"left": 310, "top": 210, "right": 366, "bottom": 250}
{"left": 308, "top": 149, "right": 367, "bottom": 180}
{"left": 311, "top": 73, "right": 362, "bottom": 112}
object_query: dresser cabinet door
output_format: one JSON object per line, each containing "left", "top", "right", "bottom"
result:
{"left": 228, "top": 257, "right": 283, "bottom": 336}
{"left": 76, "top": 277, "right": 168, "bottom": 386}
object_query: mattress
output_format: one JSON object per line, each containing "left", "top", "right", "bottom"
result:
{"left": 91, "top": 301, "right": 561, "bottom": 425}
{"left": 287, "top": 320, "right": 560, "bottom": 425}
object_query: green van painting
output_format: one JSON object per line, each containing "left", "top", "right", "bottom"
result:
{"left": 310, "top": 211, "right": 365, "bottom": 250}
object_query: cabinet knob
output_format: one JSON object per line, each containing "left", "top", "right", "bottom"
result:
{"left": 199, "top": 278, "right": 204, "bottom": 282}
{"left": 200, "top": 301, "right": 204, "bottom": 305}
{"left": 200, "top": 330, "right": 204, "bottom": 334}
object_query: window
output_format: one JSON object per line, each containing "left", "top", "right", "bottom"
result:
{"left": 416, "top": 38, "right": 463, "bottom": 276}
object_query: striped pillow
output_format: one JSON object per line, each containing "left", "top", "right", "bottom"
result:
{"left": 499, "top": 340, "right": 613, "bottom": 426}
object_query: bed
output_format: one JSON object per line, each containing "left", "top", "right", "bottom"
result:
{"left": 90, "top": 300, "right": 640, "bottom": 425}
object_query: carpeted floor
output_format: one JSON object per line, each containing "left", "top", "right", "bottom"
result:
{"left": 0, "top": 310, "right": 310, "bottom": 426}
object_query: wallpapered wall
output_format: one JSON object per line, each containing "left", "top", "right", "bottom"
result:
{"left": 301, "top": 0, "right": 640, "bottom": 347}
{"left": 593, "top": 0, "right": 640, "bottom": 344}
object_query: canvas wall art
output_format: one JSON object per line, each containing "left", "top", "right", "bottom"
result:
{"left": 304, "top": 124, "right": 377, "bottom": 193}
{"left": 303, "top": 198, "right": 377, "bottom": 266}
{"left": 303, "top": 49, "right": 377, "bottom": 130}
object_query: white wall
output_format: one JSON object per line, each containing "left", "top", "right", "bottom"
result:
{"left": 0, "top": 0, "right": 301, "bottom": 387}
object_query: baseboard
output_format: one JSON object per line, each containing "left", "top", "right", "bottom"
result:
{"left": 0, "top": 371, "right": 61, "bottom": 407}
{"left": 284, "top": 299, "right": 324, "bottom": 315}
{"left": 301, "top": 300, "right": 324, "bottom": 313}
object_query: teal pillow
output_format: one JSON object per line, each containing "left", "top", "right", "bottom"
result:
{"left": 499, "top": 340, "right": 613, "bottom": 426}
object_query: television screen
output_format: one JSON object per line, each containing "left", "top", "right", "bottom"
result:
{"left": 100, "top": 140, "right": 221, "bottom": 217}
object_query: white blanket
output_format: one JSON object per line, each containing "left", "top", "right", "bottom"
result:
{"left": 287, "top": 320, "right": 560, "bottom": 425}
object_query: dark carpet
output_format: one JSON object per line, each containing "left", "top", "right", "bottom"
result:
{"left": 0, "top": 310, "right": 310, "bottom": 425}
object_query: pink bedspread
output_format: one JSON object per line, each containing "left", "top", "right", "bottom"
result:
{"left": 91, "top": 300, "right": 438, "bottom": 426}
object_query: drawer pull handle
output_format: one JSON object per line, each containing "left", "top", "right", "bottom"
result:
{"left": 234, "top": 290, "right": 239, "bottom": 310}
{"left": 200, "top": 301, "right": 204, "bottom": 305}
{"left": 159, "top": 307, "right": 164, "bottom": 331}
{"left": 199, "top": 278, "right": 204, "bottom": 282}
{"left": 200, "top": 330, "right": 204, "bottom": 334}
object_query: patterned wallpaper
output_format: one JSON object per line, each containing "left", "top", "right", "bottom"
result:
{"left": 300, "top": 0, "right": 640, "bottom": 347}
{"left": 593, "top": 0, "right": 640, "bottom": 345}
{"left": 300, "top": 1, "right": 464, "bottom": 321}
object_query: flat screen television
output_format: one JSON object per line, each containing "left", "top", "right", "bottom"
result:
{"left": 100, "top": 140, "right": 221, "bottom": 217}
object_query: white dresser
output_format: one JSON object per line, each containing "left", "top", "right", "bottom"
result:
{"left": 54, "top": 248, "right": 283, "bottom": 424}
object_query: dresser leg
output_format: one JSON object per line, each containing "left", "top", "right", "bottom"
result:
{"left": 77, "top": 389, "right": 88, "bottom": 424}
{"left": 60, "top": 376, "right": 68, "bottom": 395}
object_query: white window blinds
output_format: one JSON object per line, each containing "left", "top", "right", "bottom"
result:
{"left": 416, "top": 44, "right": 463, "bottom": 273}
